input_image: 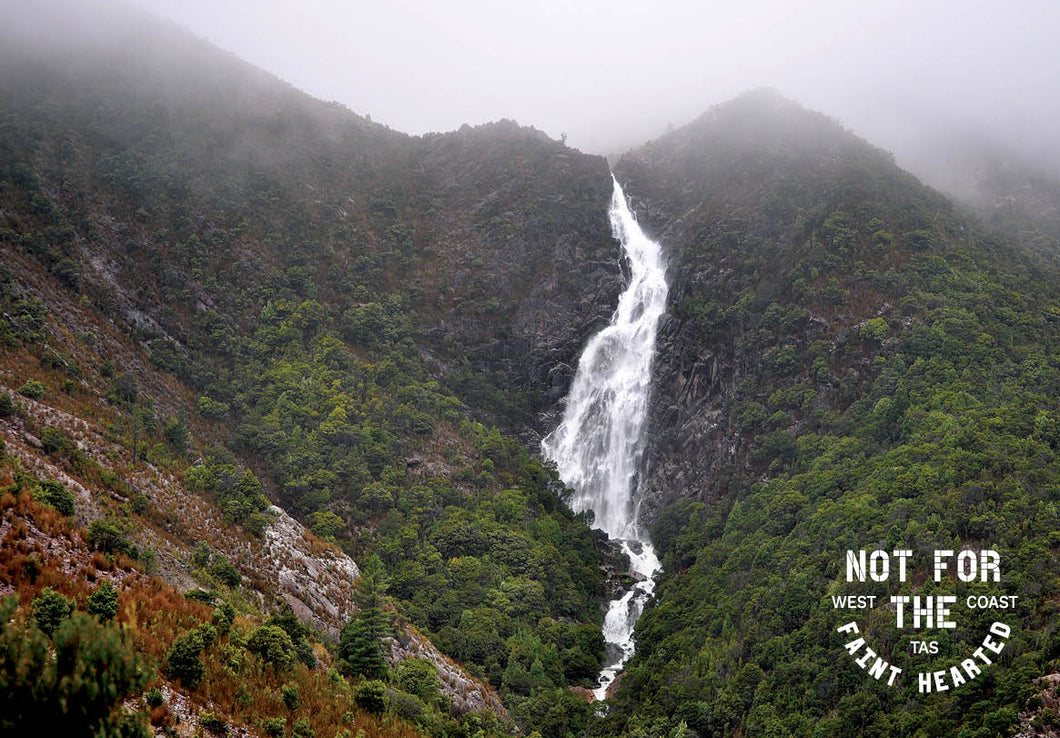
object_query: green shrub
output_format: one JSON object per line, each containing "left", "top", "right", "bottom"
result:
{"left": 353, "top": 680, "right": 386, "bottom": 715}
{"left": 166, "top": 630, "right": 205, "bottom": 689}
{"left": 209, "top": 556, "right": 241, "bottom": 588}
{"left": 87, "top": 581, "right": 119, "bottom": 622}
{"left": 196, "top": 395, "right": 230, "bottom": 420}
{"left": 291, "top": 717, "right": 315, "bottom": 738}
{"left": 246, "top": 625, "right": 294, "bottom": 668}
{"left": 192, "top": 541, "right": 211, "bottom": 568}
{"left": 199, "top": 711, "right": 226, "bottom": 734}
{"left": 86, "top": 519, "right": 138, "bottom": 558}
{"left": 281, "top": 683, "right": 299, "bottom": 711}
{"left": 391, "top": 658, "right": 441, "bottom": 705}
{"left": 163, "top": 417, "right": 189, "bottom": 455}
{"left": 387, "top": 689, "right": 427, "bottom": 723}
{"left": 262, "top": 717, "right": 287, "bottom": 737}
{"left": 0, "top": 600, "right": 149, "bottom": 735}
{"left": 39, "top": 349, "right": 65, "bottom": 370}
{"left": 32, "top": 588, "right": 73, "bottom": 635}
{"left": 211, "top": 602, "right": 235, "bottom": 636}
{"left": 39, "top": 426, "right": 68, "bottom": 455}
{"left": 131, "top": 494, "right": 149, "bottom": 515}
{"left": 34, "top": 479, "right": 75, "bottom": 516}
{"left": 198, "top": 622, "right": 218, "bottom": 649}
{"left": 109, "top": 372, "right": 139, "bottom": 405}
{"left": 17, "top": 380, "right": 44, "bottom": 400}
{"left": 146, "top": 687, "right": 164, "bottom": 708}
{"left": 184, "top": 589, "right": 216, "bottom": 604}
{"left": 859, "top": 317, "right": 888, "bottom": 342}
{"left": 0, "top": 393, "right": 14, "bottom": 416}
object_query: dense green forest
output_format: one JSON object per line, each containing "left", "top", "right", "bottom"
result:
{"left": 0, "top": 7, "right": 1057, "bottom": 738}
{"left": 600, "top": 91, "right": 1060, "bottom": 737}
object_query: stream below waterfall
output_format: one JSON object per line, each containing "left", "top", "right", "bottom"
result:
{"left": 542, "top": 176, "right": 668, "bottom": 700}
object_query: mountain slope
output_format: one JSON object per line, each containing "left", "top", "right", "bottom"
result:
{"left": 3, "top": 5, "right": 1058, "bottom": 736}
{"left": 1, "top": 1, "right": 622, "bottom": 430}
{"left": 0, "top": 3, "right": 623, "bottom": 735}
{"left": 599, "top": 89, "right": 1060, "bottom": 736}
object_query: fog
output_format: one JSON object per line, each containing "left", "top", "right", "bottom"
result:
{"left": 7, "top": 0, "right": 1060, "bottom": 196}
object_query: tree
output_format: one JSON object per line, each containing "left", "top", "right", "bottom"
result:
{"left": 338, "top": 555, "right": 390, "bottom": 679}
{"left": 33, "top": 587, "right": 73, "bottom": 635}
{"left": 111, "top": 372, "right": 139, "bottom": 405}
{"left": 166, "top": 630, "right": 205, "bottom": 689}
{"left": 163, "top": 417, "right": 189, "bottom": 455}
{"left": 87, "top": 581, "right": 118, "bottom": 622}
{"left": 246, "top": 625, "right": 295, "bottom": 668}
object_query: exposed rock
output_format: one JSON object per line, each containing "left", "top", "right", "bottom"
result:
{"left": 390, "top": 620, "right": 507, "bottom": 717}
{"left": 263, "top": 505, "right": 360, "bottom": 639}
{"left": 570, "top": 686, "right": 596, "bottom": 703}
{"left": 1013, "top": 672, "right": 1060, "bottom": 737}
{"left": 139, "top": 684, "right": 254, "bottom": 738}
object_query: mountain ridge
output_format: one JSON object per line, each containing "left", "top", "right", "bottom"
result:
{"left": 603, "top": 84, "right": 1059, "bottom": 738}
{"left": 0, "top": 5, "right": 1057, "bottom": 737}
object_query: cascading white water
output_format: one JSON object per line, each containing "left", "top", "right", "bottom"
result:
{"left": 541, "top": 176, "right": 667, "bottom": 700}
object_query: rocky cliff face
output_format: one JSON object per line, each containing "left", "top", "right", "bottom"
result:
{"left": 410, "top": 122, "right": 624, "bottom": 435}
{"left": 612, "top": 89, "right": 972, "bottom": 525}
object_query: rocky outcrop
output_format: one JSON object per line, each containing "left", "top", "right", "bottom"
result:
{"left": 390, "top": 621, "right": 507, "bottom": 717}
{"left": 1013, "top": 673, "right": 1060, "bottom": 737}
{"left": 414, "top": 123, "right": 626, "bottom": 437}
{"left": 263, "top": 506, "right": 359, "bottom": 639}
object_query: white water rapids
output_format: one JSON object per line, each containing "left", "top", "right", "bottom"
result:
{"left": 541, "top": 176, "right": 667, "bottom": 700}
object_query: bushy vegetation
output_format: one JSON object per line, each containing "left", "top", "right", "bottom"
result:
{"left": 2, "top": 23, "right": 1057, "bottom": 738}
{"left": 0, "top": 597, "right": 150, "bottom": 737}
{"left": 33, "top": 478, "right": 75, "bottom": 516}
{"left": 598, "top": 91, "right": 1060, "bottom": 737}
{"left": 0, "top": 459, "right": 507, "bottom": 737}
{"left": 0, "top": 21, "right": 617, "bottom": 734}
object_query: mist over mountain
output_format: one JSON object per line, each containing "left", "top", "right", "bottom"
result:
{"left": 0, "top": 2, "right": 1057, "bottom": 737}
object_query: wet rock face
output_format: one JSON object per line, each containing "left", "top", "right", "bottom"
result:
{"left": 416, "top": 132, "right": 626, "bottom": 437}
{"left": 611, "top": 92, "right": 926, "bottom": 526}
{"left": 608, "top": 153, "right": 750, "bottom": 525}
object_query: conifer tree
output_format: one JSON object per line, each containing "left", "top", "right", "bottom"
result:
{"left": 338, "top": 554, "right": 390, "bottom": 679}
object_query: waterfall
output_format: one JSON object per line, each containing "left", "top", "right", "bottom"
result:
{"left": 541, "top": 176, "right": 667, "bottom": 700}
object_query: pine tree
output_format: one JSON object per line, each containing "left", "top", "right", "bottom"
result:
{"left": 338, "top": 554, "right": 390, "bottom": 679}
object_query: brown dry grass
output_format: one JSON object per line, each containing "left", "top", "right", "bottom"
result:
{"left": 0, "top": 484, "right": 427, "bottom": 738}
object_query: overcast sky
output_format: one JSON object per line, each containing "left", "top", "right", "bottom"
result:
{"left": 114, "top": 0, "right": 1060, "bottom": 181}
